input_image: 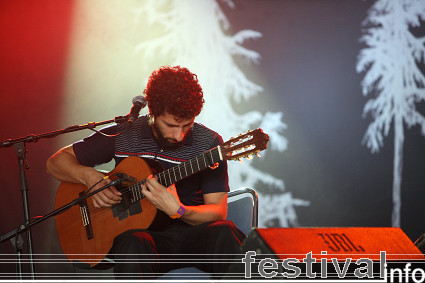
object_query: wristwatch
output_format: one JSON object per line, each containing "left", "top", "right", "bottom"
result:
{"left": 170, "top": 204, "right": 186, "bottom": 219}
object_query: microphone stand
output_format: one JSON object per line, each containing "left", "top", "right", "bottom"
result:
{"left": 0, "top": 178, "right": 125, "bottom": 279}
{"left": 0, "top": 115, "right": 128, "bottom": 279}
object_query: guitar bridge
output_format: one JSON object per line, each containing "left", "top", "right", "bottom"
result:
{"left": 79, "top": 191, "right": 94, "bottom": 240}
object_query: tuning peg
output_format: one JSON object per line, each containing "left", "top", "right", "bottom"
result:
{"left": 238, "top": 158, "right": 243, "bottom": 164}
{"left": 256, "top": 153, "right": 262, "bottom": 158}
{"left": 246, "top": 155, "right": 253, "bottom": 160}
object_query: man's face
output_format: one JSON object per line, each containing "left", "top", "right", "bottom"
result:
{"left": 151, "top": 113, "right": 195, "bottom": 149}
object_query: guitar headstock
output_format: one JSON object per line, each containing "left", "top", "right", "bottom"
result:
{"left": 220, "top": 129, "right": 269, "bottom": 161}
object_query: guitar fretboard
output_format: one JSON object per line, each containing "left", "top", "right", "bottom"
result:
{"left": 127, "top": 146, "right": 222, "bottom": 203}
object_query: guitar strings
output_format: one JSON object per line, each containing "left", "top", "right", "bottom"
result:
{"left": 79, "top": 167, "right": 190, "bottom": 220}
{"left": 78, "top": 172, "right": 164, "bottom": 220}
{"left": 80, "top": 148, "right": 223, "bottom": 221}
{"left": 79, "top": 179, "right": 147, "bottom": 220}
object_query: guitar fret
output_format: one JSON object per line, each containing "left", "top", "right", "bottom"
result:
{"left": 203, "top": 153, "right": 207, "bottom": 168}
{"left": 200, "top": 155, "right": 205, "bottom": 169}
{"left": 172, "top": 167, "right": 177, "bottom": 183}
{"left": 217, "top": 145, "right": 223, "bottom": 161}
{"left": 167, "top": 171, "right": 172, "bottom": 187}
{"left": 135, "top": 186, "right": 139, "bottom": 202}
{"left": 127, "top": 184, "right": 135, "bottom": 203}
{"left": 178, "top": 164, "right": 183, "bottom": 180}
{"left": 160, "top": 172, "right": 166, "bottom": 187}
{"left": 189, "top": 159, "right": 193, "bottom": 174}
{"left": 158, "top": 173, "right": 164, "bottom": 186}
{"left": 164, "top": 173, "right": 168, "bottom": 186}
{"left": 130, "top": 186, "right": 135, "bottom": 202}
{"left": 209, "top": 149, "right": 214, "bottom": 165}
{"left": 204, "top": 156, "right": 208, "bottom": 168}
{"left": 136, "top": 184, "right": 142, "bottom": 201}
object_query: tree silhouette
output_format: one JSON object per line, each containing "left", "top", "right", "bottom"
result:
{"left": 356, "top": 0, "right": 425, "bottom": 227}
{"left": 135, "top": 0, "right": 310, "bottom": 227}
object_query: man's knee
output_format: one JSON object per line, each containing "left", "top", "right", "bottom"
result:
{"left": 208, "top": 220, "right": 240, "bottom": 233}
{"left": 114, "top": 231, "right": 156, "bottom": 254}
{"left": 206, "top": 220, "right": 246, "bottom": 243}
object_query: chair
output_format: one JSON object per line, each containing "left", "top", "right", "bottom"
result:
{"left": 227, "top": 187, "right": 258, "bottom": 235}
{"left": 72, "top": 187, "right": 259, "bottom": 279}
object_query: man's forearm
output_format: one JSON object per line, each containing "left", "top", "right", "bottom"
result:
{"left": 46, "top": 146, "right": 93, "bottom": 185}
{"left": 181, "top": 203, "right": 227, "bottom": 226}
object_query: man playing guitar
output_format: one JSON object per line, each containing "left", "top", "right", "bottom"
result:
{"left": 47, "top": 66, "right": 246, "bottom": 279}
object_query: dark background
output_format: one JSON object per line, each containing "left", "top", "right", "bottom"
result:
{"left": 0, "top": 0, "right": 424, "bottom": 276}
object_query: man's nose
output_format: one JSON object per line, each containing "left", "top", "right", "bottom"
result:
{"left": 171, "top": 128, "right": 184, "bottom": 142}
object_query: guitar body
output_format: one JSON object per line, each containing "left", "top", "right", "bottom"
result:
{"left": 54, "top": 156, "right": 159, "bottom": 267}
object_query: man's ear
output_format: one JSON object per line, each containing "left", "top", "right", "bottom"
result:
{"left": 148, "top": 114, "right": 155, "bottom": 125}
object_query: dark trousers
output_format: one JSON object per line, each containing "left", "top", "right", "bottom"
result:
{"left": 110, "top": 219, "right": 246, "bottom": 279}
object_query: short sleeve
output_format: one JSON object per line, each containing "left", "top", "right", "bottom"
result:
{"left": 72, "top": 125, "right": 117, "bottom": 167}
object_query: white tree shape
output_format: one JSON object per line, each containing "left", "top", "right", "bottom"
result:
{"left": 356, "top": 0, "right": 425, "bottom": 227}
{"left": 135, "top": 0, "right": 309, "bottom": 227}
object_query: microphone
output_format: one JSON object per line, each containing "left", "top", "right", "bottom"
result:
{"left": 127, "top": 95, "right": 147, "bottom": 126}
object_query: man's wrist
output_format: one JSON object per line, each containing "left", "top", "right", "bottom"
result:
{"left": 170, "top": 204, "right": 186, "bottom": 219}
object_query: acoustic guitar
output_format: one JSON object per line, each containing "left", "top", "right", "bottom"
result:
{"left": 54, "top": 128, "right": 269, "bottom": 266}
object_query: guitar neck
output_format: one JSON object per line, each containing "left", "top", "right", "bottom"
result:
{"left": 128, "top": 146, "right": 223, "bottom": 200}
{"left": 156, "top": 146, "right": 223, "bottom": 187}
{"left": 125, "top": 128, "right": 269, "bottom": 202}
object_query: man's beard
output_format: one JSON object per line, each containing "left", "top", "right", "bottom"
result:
{"left": 152, "top": 123, "right": 185, "bottom": 150}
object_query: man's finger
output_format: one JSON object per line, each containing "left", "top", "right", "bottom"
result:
{"left": 97, "top": 193, "right": 113, "bottom": 206}
{"left": 92, "top": 197, "right": 100, "bottom": 208}
{"left": 107, "top": 182, "right": 122, "bottom": 196}
{"left": 142, "top": 184, "right": 153, "bottom": 200}
{"left": 103, "top": 187, "right": 122, "bottom": 201}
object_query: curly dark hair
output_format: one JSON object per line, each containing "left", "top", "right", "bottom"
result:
{"left": 143, "top": 66, "right": 204, "bottom": 119}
